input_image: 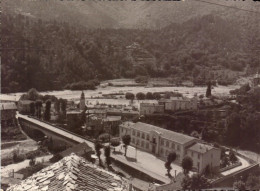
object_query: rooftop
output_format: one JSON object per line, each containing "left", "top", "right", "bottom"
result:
{"left": 187, "top": 143, "right": 214, "bottom": 154}
{"left": 0, "top": 102, "right": 17, "bottom": 110}
{"left": 7, "top": 153, "right": 129, "bottom": 191}
{"left": 123, "top": 122, "right": 196, "bottom": 144}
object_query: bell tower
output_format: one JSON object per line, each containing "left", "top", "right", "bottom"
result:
{"left": 80, "top": 91, "right": 86, "bottom": 110}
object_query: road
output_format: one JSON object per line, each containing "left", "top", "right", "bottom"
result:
{"left": 221, "top": 156, "right": 250, "bottom": 176}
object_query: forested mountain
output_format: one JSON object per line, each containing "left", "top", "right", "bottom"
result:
{"left": 3, "top": 0, "right": 259, "bottom": 29}
{"left": 1, "top": 2, "right": 260, "bottom": 93}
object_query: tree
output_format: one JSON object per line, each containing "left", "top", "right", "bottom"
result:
{"left": 181, "top": 174, "right": 211, "bottom": 189}
{"left": 27, "top": 88, "right": 40, "bottom": 101}
{"left": 44, "top": 99, "right": 51, "bottom": 121}
{"left": 246, "top": 173, "right": 260, "bottom": 190}
{"left": 54, "top": 100, "right": 60, "bottom": 114}
{"left": 136, "top": 92, "right": 146, "bottom": 100}
{"left": 29, "top": 102, "right": 35, "bottom": 116}
{"left": 182, "top": 156, "right": 193, "bottom": 175}
{"left": 146, "top": 92, "right": 154, "bottom": 100}
{"left": 94, "top": 141, "right": 103, "bottom": 165}
{"left": 233, "top": 180, "right": 246, "bottom": 190}
{"left": 125, "top": 92, "right": 135, "bottom": 100}
{"left": 122, "top": 135, "right": 131, "bottom": 156}
{"left": 111, "top": 139, "right": 120, "bottom": 152}
{"left": 190, "top": 131, "right": 200, "bottom": 139}
{"left": 29, "top": 156, "right": 36, "bottom": 166}
{"left": 229, "top": 150, "right": 238, "bottom": 163}
{"left": 153, "top": 92, "right": 161, "bottom": 100}
{"left": 35, "top": 100, "right": 43, "bottom": 119}
{"left": 165, "top": 152, "right": 177, "bottom": 177}
{"left": 104, "top": 146, "right": 111, "bottom": 167}
{"left": 206, "top": 81, "right": 212, "bottom": 98}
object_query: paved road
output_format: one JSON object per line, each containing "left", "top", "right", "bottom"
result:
{"left": 221, "top": 156, "right": 250, "bottom": 176}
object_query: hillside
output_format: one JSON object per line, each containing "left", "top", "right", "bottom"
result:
{"left": 1, "top": 3, "right": 260, "bottom": 93}
{"left": 2, "top": 0, "right": 259, "bottom": 29}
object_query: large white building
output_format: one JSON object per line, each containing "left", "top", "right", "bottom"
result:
{"left": 119, "top": 122, "right": 220, "bottom": 173}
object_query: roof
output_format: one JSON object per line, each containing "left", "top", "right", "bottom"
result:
{"left": 104, "top": 116, "right": 122, "bottom": 122}
{"left": 187, "top": 143, "right": 214, "bottom": 154}
{"left": 130, "top": 122, "right": 196, "bottom": 144}
{"left": 7, "top": 153, "right": 129, "bottom": 191}
{"left": 59, "top": 142, "right": 93, "bottom": 158}
{"left": 0, "top": 103, "right": 17, "bottom": 110}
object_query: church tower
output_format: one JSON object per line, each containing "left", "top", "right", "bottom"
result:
{"left": 80, "top": 91, "right": 86, "bottom": 110}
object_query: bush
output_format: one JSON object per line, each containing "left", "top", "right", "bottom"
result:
{"left": 49, "top": 153, "right": 63, "bottom": 163}
{"left": 98, "top": 133, "right": 110, "bottom": 143}
{"left": 17, "top": 163, "right": 45, "bottom": 179}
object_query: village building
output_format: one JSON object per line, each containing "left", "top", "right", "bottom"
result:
{"left": 159, "top": 96, "right": 198, "bottom": 112}
{"left": 139, "top": 103, "right": 164, "bottom": 115}
{"left": 6, "top": 153, "right": 130, "bottom": 191}
{"left": 119, "top": 122, "right": 221, "bottom": 172}
{"left": 17, "top": 100, "right": 34, "bottom": 114}
{"left": 0, "top": 102, "right": 17, "bottom": 126}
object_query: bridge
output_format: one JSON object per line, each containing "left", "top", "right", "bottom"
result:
{"left": 17, "top": 113, "right": 94, "bottom": 148}
{"left": 17, "top": 113, "right": 169, "bottom": 184}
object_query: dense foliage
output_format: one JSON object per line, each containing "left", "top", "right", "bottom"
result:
{"left": 2, "top": 12, "right": 259, "bottom": 93}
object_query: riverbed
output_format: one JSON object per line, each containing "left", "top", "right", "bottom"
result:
{"left": 0, "top": 83, "right": 239, "bottom": 104}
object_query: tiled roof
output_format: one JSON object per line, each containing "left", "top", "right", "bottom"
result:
{"left": 59, "top": 143, "right": 93, "bottom": 158}
{"left": 132, "top": 122, "right": 196, "bottom": 144}
{"left": 7, "top": 153, "right": 129, "bottom": 191}
{"left": 187, "top": 143, "right": 214, "bottom": 154}
{"left": 0, "top": 103, "right": 17, "bottom": 110}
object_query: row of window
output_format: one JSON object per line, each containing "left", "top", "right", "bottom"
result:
{"left": 161, "top": 139, "right": 180, "bottom": 151}
{"left": 132, "top": 138, "right": 150, "bottom": 149}
{"left": 132, "top": 130, "right": 150, "bottom": 140}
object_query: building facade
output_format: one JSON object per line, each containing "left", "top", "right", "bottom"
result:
{"left": 139, "top": 103, "right": 164, "bottom": 115}
{"left": 159, "top": 96, "right": 198, "bottom": 112}
{"left": 119, "top": 122, "right": 220, "bottom": 172}
{"left": 0, "top": 102, "right": 17, "bottom": 126}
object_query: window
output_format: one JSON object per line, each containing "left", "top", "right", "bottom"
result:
{"left": 166, "top": 141, "right": 169, "bottom": 147}
{"left": 142, "top": 133, "right": 145, "bottom": 139}
{"left": 177, "top": 145, "right": 180, "bottom": 151}
{"left": 132, "top": 138, "right": 135, "bottom": 144}
{"left": 197, "top": 162, "right": 200, "bottom": 169}
{"left": 172, "top": 143, "right": 175, "bottom": 149}
{"left": 132, "top": 130, "right": 135, "bottom": 136}
{"left": 137, "top": 131, "right": 140, "bottom": 137}
{"left": 161, "top": 139, "right": 164, "bottom": 145}
{"left": 165, "top": 150, "right": 169, "bottom": 156}
{"left": 141, "top": 141, "right": 144, "bottom": 147}
{"left": 137, "top": 140, "right": 139, "bottom": 146}
{"left": 146, "top": 143, "right": 149, "bottom": 149}
{"left": 146, "top": 134, "right": 150, "bottom": 141}
{"left": 161, "top": 148, "right": 164, "bottom": 155}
